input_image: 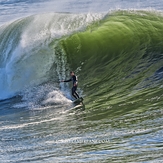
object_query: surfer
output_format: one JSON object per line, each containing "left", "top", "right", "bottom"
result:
{"left": 61, "top": 71, "right": 80, "bottom": 99}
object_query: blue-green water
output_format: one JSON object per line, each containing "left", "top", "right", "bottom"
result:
{"left": 0, "top": 1, "right": 163, "bottom": 162}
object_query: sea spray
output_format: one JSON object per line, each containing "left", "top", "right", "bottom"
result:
{"left": 0, "top": 12, "right": 104, "bottom": 100}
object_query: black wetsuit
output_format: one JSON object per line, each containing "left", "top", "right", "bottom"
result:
{"left": 64, "top": 75, "right": 79, "bottom": 99}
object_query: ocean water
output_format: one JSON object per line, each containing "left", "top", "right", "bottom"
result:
{"left": 0, "top": 0, "right": 163, "bottom": 162}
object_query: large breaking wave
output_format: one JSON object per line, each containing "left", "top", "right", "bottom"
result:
{"left": 1, "top": 10, "right": 163, "bottom": 109}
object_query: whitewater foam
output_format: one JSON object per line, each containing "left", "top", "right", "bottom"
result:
{"left": 42, "top": 90, "right": 72, "bottom": 106}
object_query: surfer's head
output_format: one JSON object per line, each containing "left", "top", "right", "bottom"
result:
{"left": 70, "top": 71, "right": 74, "bottom": 76}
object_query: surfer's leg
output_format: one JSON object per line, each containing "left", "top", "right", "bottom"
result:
{"left": 74, "top": 86, "right": 79, "bottom": 98}
{"left": 71, "top": 87, "right": 77, "bottom": 99}
{"left": 72, "top": 86, "right": 79, "bottom": 99}
{"left": 74, "top": 91, "right": 79, "bottom": 99}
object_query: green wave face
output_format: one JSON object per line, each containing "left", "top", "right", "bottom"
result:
{"left": 59, "top": 10, "right": 163, "bottom": 112}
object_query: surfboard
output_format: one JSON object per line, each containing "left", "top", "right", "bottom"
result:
{"left": 73, "top": 97, "right": 83, "bottom": 104}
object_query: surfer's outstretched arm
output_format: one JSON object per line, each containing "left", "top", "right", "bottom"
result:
{"left": 60, "top": 79, "right": 71, "bottom": 82}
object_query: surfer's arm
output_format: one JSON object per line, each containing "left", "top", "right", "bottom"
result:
{"left": 62, "top": 78, "right": 72, "bottom": 82}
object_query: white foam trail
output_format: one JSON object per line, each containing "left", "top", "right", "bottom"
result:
{"left": 0, "top": 116, "right": 63, "bottom": 131}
